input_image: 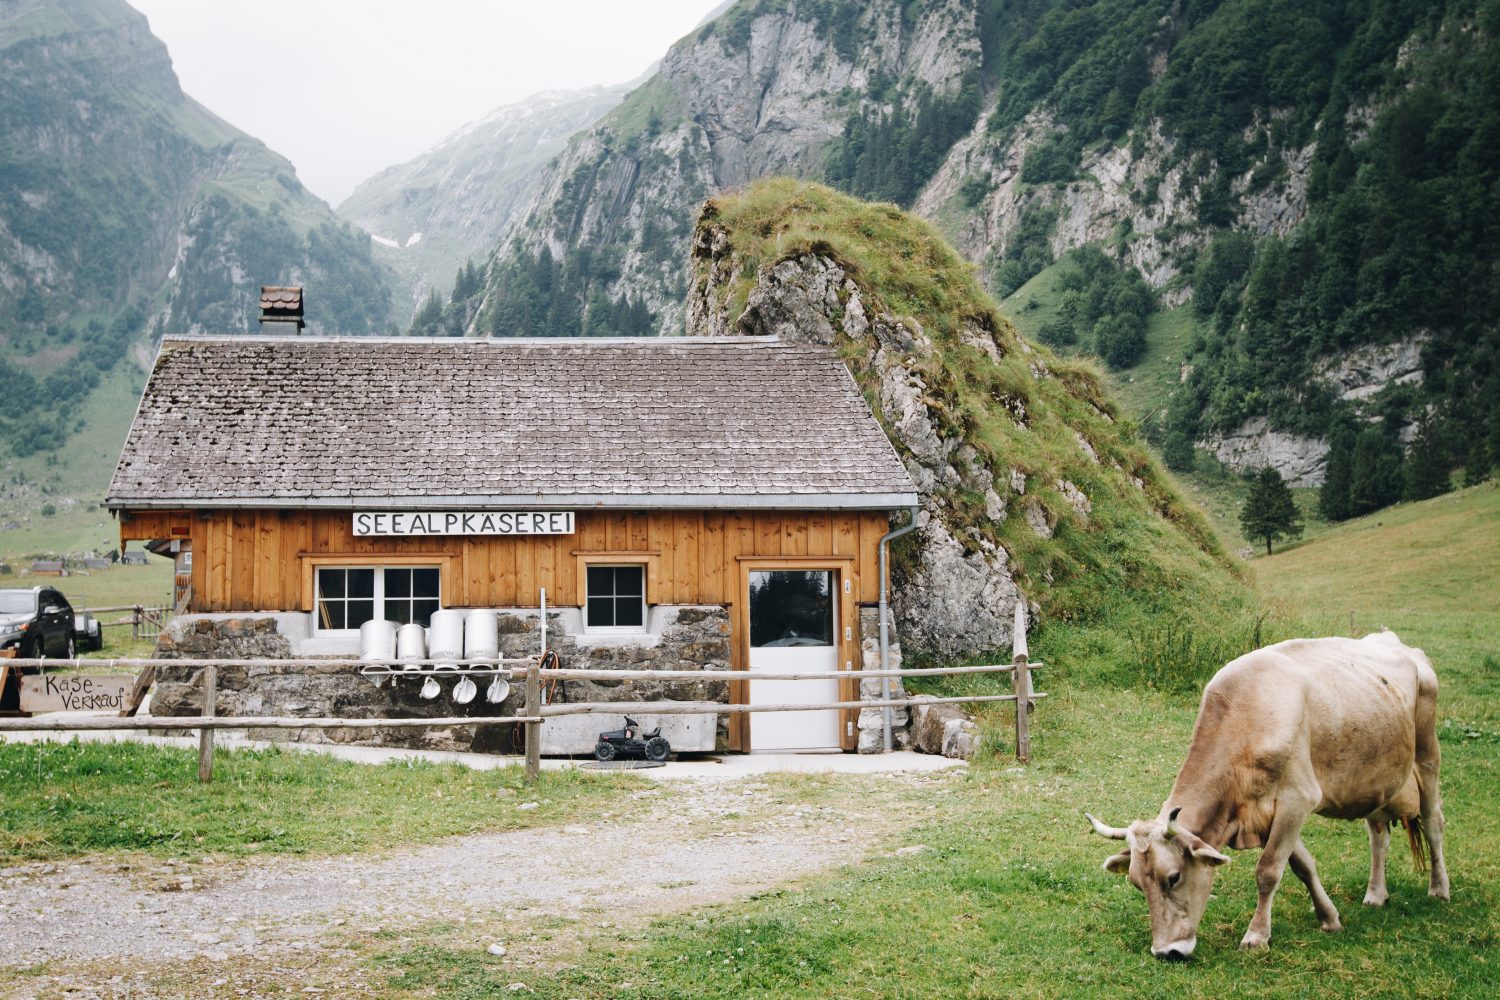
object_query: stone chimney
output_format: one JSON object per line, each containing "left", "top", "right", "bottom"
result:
{"left": 259, "top": 286, "right": 305, "bottom": 335}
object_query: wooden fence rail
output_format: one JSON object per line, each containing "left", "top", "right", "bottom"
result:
{"left": 11, "top": 656, "right": 1043, "bottom": 684}
{"left": 79, "top": 605, "right": 169, "bottom": 640}
{"left": 2, "top": 616, "right": 1049, "bottom": 782}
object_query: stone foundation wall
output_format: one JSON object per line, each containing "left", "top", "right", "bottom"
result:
{"left": 151, "top": 605, "right": 926, "bottom": 754}
{"left": 857, "top": 605, "right": 911, "bottom": 753}
{"left": 151, "top": 607, "right": 732, "bottom": 753}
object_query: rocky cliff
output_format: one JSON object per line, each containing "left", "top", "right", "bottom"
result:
{"left": 686, "top": 180, "right": 1233, "bottom": 657}
{"left": 463, "top": 0, "right": 984, "bottom": 338}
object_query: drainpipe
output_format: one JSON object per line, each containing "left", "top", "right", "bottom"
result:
{"left": 878, "top": 507, "right": 920, "bottom": 752}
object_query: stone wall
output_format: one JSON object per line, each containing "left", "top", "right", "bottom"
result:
{"left": 151, "top": 604, "right": 925, "bottom": 754}
{"left": 151, "top": 607, "right": 733, "bottom": 753}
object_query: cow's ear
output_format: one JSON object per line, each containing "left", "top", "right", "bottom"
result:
{"left": 1103, "top": 850, "right": 1131, "bottom": 874}
{"left": 1192, "top": 845, "right": 1230, "bottom": 867}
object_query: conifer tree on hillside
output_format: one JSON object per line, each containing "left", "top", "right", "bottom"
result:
{"left": 1350, "top": 428, "right": 1404, "bottom": 515}
{"left": 1403, "top": 415, "right": 1453, "bottom": 502}
{"left": 1240, "top": 466, "right": 1303, "bottom": 556}
{"left": 1319, "top": 423, "right": 1356, "bottom": 521}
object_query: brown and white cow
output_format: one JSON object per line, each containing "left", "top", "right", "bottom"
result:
{"left": 1088, "top": 631, "right": 1448, "bottom": 959}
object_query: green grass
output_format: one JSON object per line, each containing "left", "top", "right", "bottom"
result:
{"left": 1255, "top": 481, "right": 1500, "bottom": 726}
{"left": 998, "top": 269, "right": 1345, "bottom": 558}
{"left": 0, "top": 360, "right": 150, "bottom": 559}
{"left": 606, "top": 74, "right": 686, "bottom": 143}
{"left": 378, "top": 486, "right": 1500, "bottom": 998}
{"left": 0, "top": 741, "right": 641, "bottom": 862}
{"left": 998, "top": 263, "right": 1200, "bottom": 429}
{"left": 23, "top": 560, "right": 176, "bottom": 611}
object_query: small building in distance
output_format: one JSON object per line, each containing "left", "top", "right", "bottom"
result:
{"left": 106, "top": 334, "right": 918, "bottom": 754}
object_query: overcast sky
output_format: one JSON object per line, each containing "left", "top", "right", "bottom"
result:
{"left": 130, "top": 0, "right": 721, "bottom": 206}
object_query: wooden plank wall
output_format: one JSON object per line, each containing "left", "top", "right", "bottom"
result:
{"left": 123, "top": 510, "right": 891, "bottom": 613}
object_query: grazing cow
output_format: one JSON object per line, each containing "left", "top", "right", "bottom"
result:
{"left": 1087, "top": 631, "right": 1448, "bottom": 959}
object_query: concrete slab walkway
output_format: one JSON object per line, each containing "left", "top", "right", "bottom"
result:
{"left": 1, "top": 721, "right": 965, "bottom": 780}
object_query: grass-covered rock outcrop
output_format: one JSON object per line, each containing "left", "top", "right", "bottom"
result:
{"left": 687, "top": 179, "right": 1242, "bottom": 661}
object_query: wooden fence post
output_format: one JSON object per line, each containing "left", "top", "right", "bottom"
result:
{"left": 1012, "top": 602, "right": 1031, "bottom": 764}
{"left": 523, "top": 662, "right": 540, "bottom": 783}
{"left": 132, "top": 605, "right": 143, "bottom": 641}
{"left": 198, "top": 665, "right": 217, "bottom": 783}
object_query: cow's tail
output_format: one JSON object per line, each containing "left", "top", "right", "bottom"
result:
{"left": 1402, "top": 816, "right": 1428, "bottom": 874}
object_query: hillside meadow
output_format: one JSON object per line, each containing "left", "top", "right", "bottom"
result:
{"left": 376, "top": 486, "right": 1499, "bottom": 998}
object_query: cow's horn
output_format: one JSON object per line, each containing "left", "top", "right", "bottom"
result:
{"left": 1085, "top": 812, "right": 1128, "bottom": 840}
{"left": 1165, "top": 806, "right": 1183, "bottom": 840}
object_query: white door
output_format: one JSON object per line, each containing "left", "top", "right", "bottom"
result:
{"left": 747, "top": 569, "right": 840, "bottom": 752}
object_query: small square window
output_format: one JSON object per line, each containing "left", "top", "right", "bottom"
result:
{"left": 585, "top": 565, "right": 646, "bottom": 631}
{"left": 317, "top": 567, "right": 377, "bottom": 632}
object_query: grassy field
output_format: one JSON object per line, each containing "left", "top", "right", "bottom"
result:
{"left": 0, "top": 740, "right": 640, "bottom": 862}
{"left": 1255, "top": 482, "right": 1500, "bottom": 725}
{"left": 0, "top": 359, "right": 149, "bottom": 558}
{"left": 1000, "top": 269, "right": 1199, "bottom": 434}
{"left": 375, "top": 486, "right": 1499, "bottom": 998}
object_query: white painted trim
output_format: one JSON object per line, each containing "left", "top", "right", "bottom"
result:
{"left": 582, "top": 564, "right": 647, "bottom": 636}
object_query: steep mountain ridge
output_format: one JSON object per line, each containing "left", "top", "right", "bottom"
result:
{"left": 458, "top": 0, "right": 983, "bottom": 338}
{"left": 0, "top": 0, "right": 393, "bottom": 344}
{"left": 338, "top": 84, "right": 630, "bottom": 321}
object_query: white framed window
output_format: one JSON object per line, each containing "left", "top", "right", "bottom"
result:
{"left": 315, "top": 565, "right": 440, "bottom": 634}
{"left": 584, "top": 565, "right": 646, "bottom": 633}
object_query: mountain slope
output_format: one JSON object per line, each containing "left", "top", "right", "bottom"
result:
{"left": 452, "top": 0, "right": 1495, "bottom": 503}
{"left": 0, "top": 0, "right": 395, "bottom": 549}
{"left": 338, "top": 85, "right": 629, "bottom": 322}
{"left": 0, "top": 0, "right": 393, "bottom": 344}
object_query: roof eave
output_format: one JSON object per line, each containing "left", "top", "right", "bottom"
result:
{"left": 105, "top": 492, "right": 921, "bottom": 513}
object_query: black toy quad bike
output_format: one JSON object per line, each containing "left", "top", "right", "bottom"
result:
{"left": 594, "top": 717, "right": 670, "bottom": 762}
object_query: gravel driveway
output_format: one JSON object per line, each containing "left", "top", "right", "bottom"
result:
{"left": 0, "top": 770, "right": 952, "bottom": 998}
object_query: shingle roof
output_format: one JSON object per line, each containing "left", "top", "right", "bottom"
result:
{"left": 106, "top": 336, "right": 918, "bottom": 510}
{"left": 258, "top": 286, "right": 303, "bottom": 319}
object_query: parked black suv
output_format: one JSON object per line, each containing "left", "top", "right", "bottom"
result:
{"left": 0, "top": 586, "right": 77, "bottom": 659}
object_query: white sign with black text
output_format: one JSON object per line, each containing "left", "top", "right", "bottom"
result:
{"left": 353, "top": 511, "right": 576, "bottom": 537}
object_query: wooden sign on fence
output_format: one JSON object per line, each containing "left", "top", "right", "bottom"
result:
{"left": 20, "top": 674, "right": 135, "bottom": 714}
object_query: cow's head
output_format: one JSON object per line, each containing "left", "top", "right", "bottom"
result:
{"left": 1086, "top": 807, "right": 1230, "bottom": 960}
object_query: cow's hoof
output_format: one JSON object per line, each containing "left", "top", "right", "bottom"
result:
{"left": 1362, "top": 891, "right": 1388, "bottom": 907}
{"left": 1238, "top": 934, "right": 1269, "bottom": 950}
{"left": 1319, "top": 919, "right": 1343, "bottom": 933}
{"left": 1429, "top": 884, "right": 1450, "bottom": 901}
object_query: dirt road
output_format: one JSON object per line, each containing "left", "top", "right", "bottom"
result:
{"left": 0, "top": 770, "right": 952, "bottom": 998}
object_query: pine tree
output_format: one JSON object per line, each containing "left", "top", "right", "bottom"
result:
{"left": 1240, "top": 466, "right": 1303, "bottom": 556}
{"left": 1402, "top": 415, "right": 1452, "bottom": 501}
{"left": 1349, "top": 427, "right": 1404, "bottom": 515}
{"left": 1319, "top": 423, "right": 1356, "bottom": 521}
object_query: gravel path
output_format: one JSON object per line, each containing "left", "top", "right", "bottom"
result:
{"left": 0, "top": 771, "right": 949, "bottom": 996}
